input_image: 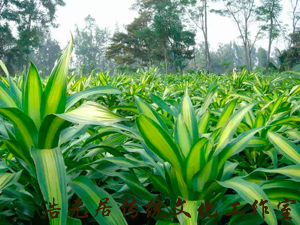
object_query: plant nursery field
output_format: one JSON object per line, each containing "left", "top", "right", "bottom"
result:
{"left": 0, "top": 40, "right": 299, "bottom": 225}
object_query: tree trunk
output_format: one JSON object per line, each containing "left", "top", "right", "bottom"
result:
{"left": 204, "top": 0, "right": 211, "bottom": 72}
{"left": 243, "top": 41, "right": 250, "bottom": 71}
{"left": 244, "top": 19, "right": 250, "bottom": 70}
{"left": 164, "top": 46, "right": 168, "bottom": 74}
{"left": 266, "top": 6, "right": 274, "bottom": 75}
{"left": 249, "top": 48, "right": 252, "bottom": 70}
{"left": 194, "top": 47, "right": 197, "bottom": 70}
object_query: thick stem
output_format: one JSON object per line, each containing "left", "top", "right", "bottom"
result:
{"left": 177, "top": 199, "right": 202, "bottom": 225}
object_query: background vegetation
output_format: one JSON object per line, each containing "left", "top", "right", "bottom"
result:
{"left": 0, "top": 1, "right": 299, "bottom": 225}
{"left": 1, "top": 0, "right": 300, "bottom": 76}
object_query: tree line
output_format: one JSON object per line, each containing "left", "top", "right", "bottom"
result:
{"left": 0, "top": 0, "right": 300, "bottom": 76}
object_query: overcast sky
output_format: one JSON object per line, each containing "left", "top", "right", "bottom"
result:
{"left": 51, "top": 0, "right": 293, "bottom": 52}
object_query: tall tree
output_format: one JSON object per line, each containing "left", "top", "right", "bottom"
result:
{"left": 278, "top": 31, "right": 300, "bottom": 70}
{"left": 213, "top": 0, "right": 262, "bottom": 71}
{"left": 0, "top": 0, "right": 65, "bottom": 74}
{"left": 257, "top": 0, "right": 282, "bottom": 74}
{"left": 107, "top": 0, "right": 196, "bottom": 73}
{"left": 182, "top": 0, "right": 211, "bottom": 72}
{"left": 106, "top": 12, "right": 158, "bottom": 67}
{"left": 152, "top": 1, "right": 195, "bottom": 72}
{"left": 74, "top": 15, "right": 114, "bottom": 74}
{"left": 257, "top": 47, "right": 268, "bottom": 68}
{"left": 290, "top": 0, "right": 300, "bottom": 34}
{"left": 289, "top": 0, "right": 300, "bottom": 48}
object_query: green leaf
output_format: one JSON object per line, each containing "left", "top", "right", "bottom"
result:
{"left": 276, "top": 202, "right": 300, "bottom": 225}
{"left": 214, "top": 103, "right": 256, "bottom": 156}
{"left": 38, "top": 115, "right": 71, "bottom": 149}
{"left": 93, "top": 157, "right": 150, "bottom": 169}
{"left": 218, "top": 177, "right": 277, "bottom": 225}
{"left": 66, "top": 86, "right": 121, "bottom": 111}
{"left": 217, "top": 127, "right": 266, "bottom": 172}
{"left": 5, "top": 140, "right": 35, "bottom": 175}
{"left": 247, "top": 137, "right": 269, "bottom": 147}
{"left": 0, "top": 108, "right": 38, "bottom": 152}
{"left": 197, "top": 82, "right": 218, "bottom": 117}
{"left": 111, "top": 105, "right": 139, "bottom": 114}
{"left": 156, "top": 221, "right": 179, "bottom": 225}
{"left": 23, "top": 62, "right": 43, "bottom": 129}
{"left": 136, "top": 114, "right": 183, "bottom": 170}
{"left": 98, "top": 72, "right": 108, "bottom": 85}
{"left": 185, "top": 137, "right": 208, "bottom": 187}
{"left": 0, "top": 83, "right": 19, "bottom": 108}
{"left": 264, "top": 188, "right": 300, "bottom": 201}
{"left": 193, "top": 156, "right": 218, "bottom": 192}
{"left": 252, "top": 165, "right": 300, "bottom": 180}
{"left": 221, "top": 162, "right": 239, "bottom": 181}
{"left": 0, "top": 171, "right": 22, "bottom": 191}
{"left": 198, "top": 109, "right": 210, "bottom": 134}
{"left": 261, "top": 180, "right": 299, "bottom": 190}
{"left": 267, "top": 131, "right": 300, "bottom": 164}
{"left": 177, "top": 199, "right": 201, "bottom": 225}
{"left": 31, "top": 147, "right": 68, "bottom": 225}
{"left": 174, "top": 114, "right": 192, "bottom": 158}
{"left": 270, "top": 116, "right": 300, "bottom": 126}
{"left": 67, "top": 217, "right": 82, "bottom": 225}
{"left": 0, "top": 60, "right": 22, "bottom": 106}
{"left": 41, "top": 38, "right": 73, "bottom": 119}
{"left": 147, "top": 172, "right": 169, "bottom": 195}
{"left": 150, "top": 94, "right": 175, "bottom": 116}
{"left": 230, "top": 213, "right": 264, "bottom": 225}
{"left": 216, "top": 99, "right": 238, "bottom": 128}
{"left": 135, "top": 95, "right": 168, "bottom": 131}
{"left": 69, "top": 176, "right": 127, "bottom": 225}
{"left": 254, "top": 114, "right": 266, "bottom": 128}
{"left": 56, "top": 101, "right": 126, "bottom": 125}
{"left": 0, "top": 60, "right": 10, "bottom": 77}
{"left": 180, "top": 89, "right": 198, "bottom": 143}
{"left": 117, "top": 172, "right": 154, "bottom": 200}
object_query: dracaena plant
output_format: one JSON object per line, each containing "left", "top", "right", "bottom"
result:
{"left": 114, "top": 84, "right": 300, "bottom": 225}
{"left": 0, "top": 39, "right": 129, "bottom": 225}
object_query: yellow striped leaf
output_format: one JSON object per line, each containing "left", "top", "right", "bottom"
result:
{"left": 214, "top": 103, "right": 256, "bottom": 156}
{"left": 252, "top": 165, "right": 300, "bottom": 180}
{"left": 193, "top": 156, "right": 218, "bottom": 192}
{"left": 0, "top": 83, "right": 19, "bottom": 108}
{"left": 66, "top": 86, "right": 121, "bottom": 111}
{"left": 135, "top": 95, "right": 168, "bottom": 131}
{"left": 41, "top": 38, "right": 73, "bottom": 119}
{"left": 23, "top": 62, "right": 43, "bottom": 129}
{"left": 268, "top": 131, "right": 300, "bottom": 164}
{"left": 175, "top": 114, "right": 192, "bottom": 158}
{"left": 185, "top": 137, "right": 208, "bottom": 187}
{"left": 136, "top": 114, "right": 183, "bottom": 170}
{"left": 38, "top": 115, "right": 71, "bottom": 149}
{"left": 218, "top": 177, "right": 277, "bottom": 225}
{"left": 216, "top": 99, "right": 238, "bottom": 128}
{"left": 217, "top": 127, "right": 266, "bottom": 172}
{"left": 31, "top": 147, "right": 68, "bottom": 225}
{"left": 198, "top": 109, "right": 210, "bottom": 134}
{"left": 56, "top": 101, "right": 126, "bottom": 125}
{"left": 0, "top": 108, "right": 38, "bottom": 153}
{"left": 181, "top": 88, "right": 198, "bottom": 142}
{"left": 0, "top": 170, "right": 22, "bottom": 191}
{"left": 69, "top": 176, "right": 127, "bottom": 225}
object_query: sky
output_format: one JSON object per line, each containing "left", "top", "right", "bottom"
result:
{"left": 51, "top": 0, "right": 293, "bottom": 52}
